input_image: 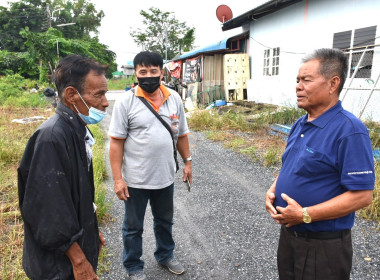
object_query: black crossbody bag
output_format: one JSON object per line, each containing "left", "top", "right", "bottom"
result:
{"left": 136, "top": 95, "right": 179, "bottom": 173}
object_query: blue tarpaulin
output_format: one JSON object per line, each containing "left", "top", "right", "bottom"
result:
{"left": 175, "top": 38, "right": 229, "bottom": 61}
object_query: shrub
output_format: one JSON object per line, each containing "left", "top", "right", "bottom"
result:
{"left": 0, "top": 74, "right": 49, "bottom": 107}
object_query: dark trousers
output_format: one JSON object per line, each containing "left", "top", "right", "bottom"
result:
{"left": 122, "top": 184, "right": 175, "bottom": 274}
{"left": 277, "top": 225, "right": 353, "bottom": 280}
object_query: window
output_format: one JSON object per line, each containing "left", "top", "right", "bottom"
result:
{"left": 263, "top": 49, "right": 270, "bottom": 75}
{"left": 333, "top": 26, "right": 377, "bottom": 78}
{"left": 263, "top": 47, "right": 280, "bottom": 76}
{"left": 272, "top": 47, "right": 280, "bottom": 75}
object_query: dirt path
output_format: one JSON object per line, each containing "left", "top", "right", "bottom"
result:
{"left": 99, "top": 99, "right": 380, "bottom": 280}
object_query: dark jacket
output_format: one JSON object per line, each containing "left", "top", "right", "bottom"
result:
{"left": 18, "top": 102, "right": 99, "bottom": 279}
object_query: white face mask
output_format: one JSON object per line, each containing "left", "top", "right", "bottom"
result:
{"left": 73, "top": 90, "right": 106, "bottom": 124}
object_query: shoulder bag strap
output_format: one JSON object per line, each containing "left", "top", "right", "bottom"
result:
{"left": 136, "top": 95, "right": 179, "bottom": 173}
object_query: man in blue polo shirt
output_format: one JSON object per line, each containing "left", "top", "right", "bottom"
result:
{"left": 265, "top": 48, "right": 375, "bottom": 280}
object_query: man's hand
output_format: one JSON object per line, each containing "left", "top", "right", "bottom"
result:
{"left": 265, "top": 189, "right": 277, "bottom": 215}
{"left": 114, "top": 178, "right": 129, "bottom": 200}
{"left": 99, "top": 231, "right": 106, "bottom": 255}
{"left": 265, "top": 176, "right": 278, "bottom": 219}
{"left": 72, "top": 259, "right": 98, "bottom": 280}
{"left": 182, "top": 161, "right": 193, "bottom": 184}
{"left": 66, "top": 242, "right": 98, "bottom": 280}
{"left": 273, "top": 193, "right": 303, "bottom": 227}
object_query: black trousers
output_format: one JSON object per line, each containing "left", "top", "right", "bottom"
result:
{"left": 277, "top": 225, "right": 353, "bottom": 280}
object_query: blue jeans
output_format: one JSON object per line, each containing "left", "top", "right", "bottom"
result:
{"left": 122, "top": 184, "right": 175, "bottom": 274}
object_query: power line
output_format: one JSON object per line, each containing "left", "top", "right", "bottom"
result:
{"left": 249, "top": 36, "right": 306, "bottom": 55}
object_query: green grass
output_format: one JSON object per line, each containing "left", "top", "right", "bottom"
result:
{"left": 88, "top": 124, "right": 111, "bottom": 221}
{"left": 107, "top": 76, "right": 136, "bottom": 90}
{"left": 0, "top": 74, "right": 49, "bottom": 107}
{"left": 206, "top": 130, "right": 228, "bottom": 141}
{"left": 360, "top": 161, "right": 380, "bottom": 221}
{"left": 188, "top": 109, "right": 261, "bottom": 132}
{"left": 263, "top": 147, "right": 281, "bottom": 166}
{"left": 240, "top": 146, "right": 258, "bottom": 161}
{"left": 255, "top": 106, "right": 305, "bottom": 125}
{"left": 223, "top": 136, "right": 246, "bottom": 150}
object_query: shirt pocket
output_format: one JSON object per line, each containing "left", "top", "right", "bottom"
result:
{"left": 294, "top": 145, "right": 334, "bottom": 176}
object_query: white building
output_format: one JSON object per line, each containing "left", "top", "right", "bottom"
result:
{"left": 121, "top": 61, "right": 134, "bottom": 79}
{"left": 223, "top": 0, "right": 380, "bottom": 122}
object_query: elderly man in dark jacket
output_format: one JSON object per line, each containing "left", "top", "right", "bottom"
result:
{"left": 18, "top": 55, "right": 109, "bottom": 279}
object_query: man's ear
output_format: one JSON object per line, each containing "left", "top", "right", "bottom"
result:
{"left": 64, "top": 86, "right": 78, "bottom": 105}
{"left": 329, "top": 76, "right": 341, "bottom": 95}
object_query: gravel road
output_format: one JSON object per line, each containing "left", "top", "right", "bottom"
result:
{"left": 99, "top": 99, "right": 379, "bottom": 280}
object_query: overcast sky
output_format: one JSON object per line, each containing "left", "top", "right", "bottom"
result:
{"left": 0, "top": 0, "right": 266, "bottom": 68}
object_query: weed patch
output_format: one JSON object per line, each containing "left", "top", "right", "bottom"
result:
{"left": 264, "top": 147, "right": 281, "bottom": 166}
{"left": 108, "top": 76, "right": 136, "bottom": 90}
{"left": 240, "top": 146, "right": 258, "bottom": 161}
{"left": 0, "top": 74, "right": 49, "bottom": 107}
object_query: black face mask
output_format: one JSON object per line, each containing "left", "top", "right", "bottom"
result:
{"left": 137, "top": 76, "right": 161, "bottom": 93}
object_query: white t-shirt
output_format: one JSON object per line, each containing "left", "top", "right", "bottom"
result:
{"left": 108, "top": 85, "right": 189, "bottom": 189}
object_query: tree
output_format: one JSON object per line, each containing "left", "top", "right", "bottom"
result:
{"left": 0, "top": 0, "right": 104, "bottom": 52}
{"left": 49, "top": 0, "right": 104, "bottom": 40}
{"left": 0, "top": 0, "right": 116, "bottom": 81}
{"left": 0, "top": 1, "right": 45, "bottom": 52}
{"left": 20, "top": 27, "right": 116, "bottom": 82}
{"left": 130, "top": 7, "right": 195, "bottom": 60}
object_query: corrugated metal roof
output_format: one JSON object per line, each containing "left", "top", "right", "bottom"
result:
{"left": 174, "top": 38, "right": 229, "bottom": 61}
{"left": 222, "top": 0, "right": 302, "bottom": 31}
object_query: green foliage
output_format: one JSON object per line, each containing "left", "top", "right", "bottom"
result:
{"left": 0, "top": 0, "right": 116, "bottom": 80}
{"left": 0, "top": 0, "right": 46, "bottom": 52}
{"left": 0, "top": 0, "right": 104, "bottom": 52}
{"left": 19, "top": 27, "right": 116, "bottom": 81}
{"left": 0, "top": 50, "right": 38, "bottom": 77}
{"left": 130, "top": 7, "right": 196, "bottom": 60}
{"left": 0, "top": 74, "right": 48, "bottom": 107}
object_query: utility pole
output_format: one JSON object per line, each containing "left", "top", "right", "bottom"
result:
{"left": 165, "top": 28, "right": 168, "bottom": 61}
{"left": 46, "top": 3, "right": 51, "bottom": 29}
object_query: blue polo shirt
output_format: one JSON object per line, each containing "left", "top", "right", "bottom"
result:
{"left": 275, "top": 101, "right": 375, "bottom": 232}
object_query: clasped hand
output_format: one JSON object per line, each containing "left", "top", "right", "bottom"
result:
{"left": 265, "top": 192, "right": 303, "bottom": 227}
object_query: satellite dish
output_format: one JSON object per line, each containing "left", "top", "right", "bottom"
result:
{"left": 216, "top": 4, "right": 233, "bottom": 23}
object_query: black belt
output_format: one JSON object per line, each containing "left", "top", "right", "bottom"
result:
{"left": 286, "top": 227, "right": 350, "bottom": 240}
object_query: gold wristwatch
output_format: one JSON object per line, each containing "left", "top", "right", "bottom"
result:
{"left": 302, "top": 207, "right": 312, "bottom": 223}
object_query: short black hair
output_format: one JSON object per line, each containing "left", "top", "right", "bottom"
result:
{"left": 302, "top": 48, "right": 348, "bottom": 94}
{"left": 53, "top": 55, "right": 108, "bottom": 99}
{"left": 133, "top": 51, "right": 163, "bottom": 70}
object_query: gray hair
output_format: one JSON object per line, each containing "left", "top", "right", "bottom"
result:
{"left": 302, "top": 48, "right": 348, "bottom": 94}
